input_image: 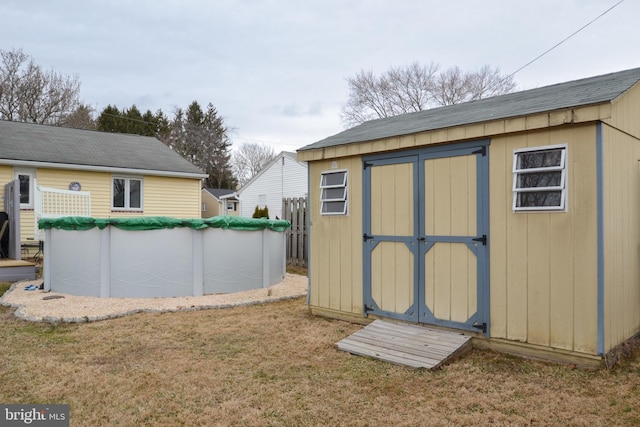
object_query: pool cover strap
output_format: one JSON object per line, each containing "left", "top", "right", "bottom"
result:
{"left": 39, "top": 215, "right": 291, "bottom": 232}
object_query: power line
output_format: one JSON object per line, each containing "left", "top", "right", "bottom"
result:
{"left": 232, "top": 136, "right": 302, "bottom": 148}
{"left": 504, "top": 0, "right": 624, "bottom": 82}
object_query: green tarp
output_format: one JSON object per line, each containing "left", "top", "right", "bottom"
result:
{"left": 39, "top": 215, "right": 291, "bottom": 232}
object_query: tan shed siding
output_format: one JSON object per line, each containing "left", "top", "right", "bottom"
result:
{"left": 308, "top": 156, "right": 363, "bottom": 315}
{"left": 489, "top": 125, "right": 598, "bottom": 355}
{"left": 608, "top": 81, "right": 640, "bottom": 138}
{"left": 602, "top": 125, "right": 640, "bottom": 354}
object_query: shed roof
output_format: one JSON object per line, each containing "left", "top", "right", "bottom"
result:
{"left": 299, "top": 67, "right": 640, "bottom": 151}
{"left": 0, "top": 120, "right": 207, "bottom": 178}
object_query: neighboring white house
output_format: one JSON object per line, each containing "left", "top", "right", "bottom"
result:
{"left": 237, "top": 151, "right": 307, "bottom": 219}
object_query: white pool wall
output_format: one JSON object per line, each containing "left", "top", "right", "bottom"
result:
{"left": 43, "top": 226, "right": 286, "bottom": 298}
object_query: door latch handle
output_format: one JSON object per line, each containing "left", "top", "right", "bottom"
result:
{"left": 472, "top": 235, "right": 487, "bottom": 245}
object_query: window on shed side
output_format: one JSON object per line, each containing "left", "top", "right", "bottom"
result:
{"left": 513, "top": 146, "right": 567, "bottom": 211}
{"left": 320, "top": 170, "right": 348, "bottom": 215}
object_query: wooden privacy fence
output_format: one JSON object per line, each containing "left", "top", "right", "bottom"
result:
{"left": 282, "top": 197, "right": 307, "bottom": 267}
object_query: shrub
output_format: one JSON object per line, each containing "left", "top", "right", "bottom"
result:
{"left": 252, "top": 205, "right": 269, "bottom": 219}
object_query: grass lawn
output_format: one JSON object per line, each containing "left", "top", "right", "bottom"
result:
{"left": 1, "top": 281, "right": 640, "bottom": 426}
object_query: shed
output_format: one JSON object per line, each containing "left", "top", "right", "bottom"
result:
{"left": 297, "top": 67, "right": 640, "bottom": 367}
{"left": 236, "top": 151, "right": 307, "bottom": 219}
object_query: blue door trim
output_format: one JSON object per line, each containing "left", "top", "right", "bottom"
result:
{"left": 363, "top": 139, "right": 490, "bottom": 335}
{"left": 596, "top": 122, "right": 605, "bottom": 356}
{"left": 362, "top": 153, "right": 420, "bottom": 322}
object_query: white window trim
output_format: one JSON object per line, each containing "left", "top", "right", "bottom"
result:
{"left": 112, "top": 176, "right": 144, "bottom": 211}
{"left": 14, "top": 168, "right": 35, "bottom": 209}
{"left": 320, "top": 169, "right": 348, "bottom": 216}
{"left": 512, "top": 144, "right": 567, "bottom": 212}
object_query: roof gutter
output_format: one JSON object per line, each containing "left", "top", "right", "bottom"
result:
{"left": 0, "top": 159, "right": 208, "bottom": 179}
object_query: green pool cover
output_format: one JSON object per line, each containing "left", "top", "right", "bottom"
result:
{"left": 39, "top": 215, "right": 291, "bottom": 232}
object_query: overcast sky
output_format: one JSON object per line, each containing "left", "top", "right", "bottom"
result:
{"left": 2, "top": 0, "right": 638, "bottom": 152}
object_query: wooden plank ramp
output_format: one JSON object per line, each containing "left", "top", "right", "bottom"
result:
{"left": 337, "top": 319, "right": 472, "bottom": 369}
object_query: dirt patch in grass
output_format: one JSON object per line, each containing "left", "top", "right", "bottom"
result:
{"left": 1, "top": 297, "right": 640, "bottom": 426}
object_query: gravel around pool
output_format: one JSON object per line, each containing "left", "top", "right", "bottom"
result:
{"left": 0, "top": 274, "right": 308, "bottom": 323}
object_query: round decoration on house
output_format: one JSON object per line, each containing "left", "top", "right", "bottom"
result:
{"left": 68, "top": 182, "right": 81, "bottom": 191}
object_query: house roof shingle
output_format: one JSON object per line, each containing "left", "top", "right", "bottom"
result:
{"left": 0, "top": 120, "right": 206, "bottom": 177}
{"left": 203, "top": 188, "right": 236, "bottom": 199}
{"left": 299, "top": 67, "right": 640, "bottom": 151}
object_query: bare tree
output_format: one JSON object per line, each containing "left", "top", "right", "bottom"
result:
{"left": 59, "top": 103, "right": 96, "bottom": 130}
{"left": 341, "top": 62, "right": 516, "bottom": 128}
{"left": 233, "top": 142, "right": 276, "bottom": 187}
{"left": 0, "top": 48, "right": 81, "bottom": 125}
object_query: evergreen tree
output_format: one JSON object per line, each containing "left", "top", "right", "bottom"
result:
{"left": 96, "top": 105, "right": 123, "bottom": 133}
{"left": 160, "top": 101, "right": 236, "bottom": 189}
{"left": 97, "top": 104, "right": 168, "bottom": 136}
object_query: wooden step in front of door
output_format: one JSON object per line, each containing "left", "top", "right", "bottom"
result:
{"left": 337, "top": 319, "right": 472, "bottom": 369}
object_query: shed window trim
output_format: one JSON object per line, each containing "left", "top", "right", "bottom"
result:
{"left": 112, "top": 176, "right": 143, "bottom": 211}
{"left": 320, "top": 169, "right": 348, "bottom": 215}
{"left": 512, "top": 145, "right": 567, "bottom": 212}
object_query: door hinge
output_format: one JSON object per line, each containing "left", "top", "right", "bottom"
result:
{"left": 363, "top": 161, "right": 372, "bottom": 170}
{"left": 472, "top": 146, "right": 486, "bottom": 156}
{"left": 363, "top": 305, "right": 373, "bottom": 315}
{"left": 363, "top": 233, "right": 374, "bottom": 241}
{"left": 472, "top": 234, "right": 487, "bottom": 245}
{"left": 473, "top": 322, "right": 487, "bottom": 333}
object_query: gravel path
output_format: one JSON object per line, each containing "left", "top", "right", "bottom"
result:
{"left": 0, "top": 274, "right": 308, "bottom": 323}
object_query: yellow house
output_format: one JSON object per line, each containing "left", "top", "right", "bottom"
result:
{"left": 297, "top": 67, "right": 640, "bottom": 367}
{"left": 0, "top": 120, "right": 207, "bottom": 266}
{"left": 201, "top": 188, "right": 239, "bottom": 217}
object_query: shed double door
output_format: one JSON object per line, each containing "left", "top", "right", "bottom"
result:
{"left": 363, "top": 142, "right": 489, "bottom": 334}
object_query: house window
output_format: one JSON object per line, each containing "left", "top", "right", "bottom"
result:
{"left": 227, "top": 202, "right": 236, "bottom": 211}
{"left": 320, "top": 170, "right": 348, "bottom": 215}
{"left": 112, "top": 176, "right": 143, "bottom": 211}
{"left": 513, "top": 145, "right": 567, "bottom": 211}
{"left": 14, "top": 169, "right": 35, "bottom": 209}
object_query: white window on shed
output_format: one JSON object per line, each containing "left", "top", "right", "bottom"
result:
{"left": 320, "top": 170, "right": 348, "bottom": 215}
{"left": 513, "top": 145, "right": 567, "bottom": 211}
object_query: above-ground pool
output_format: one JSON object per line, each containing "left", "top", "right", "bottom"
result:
{"left": 39, "top": 216, "right": 290, "bottom": 298}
